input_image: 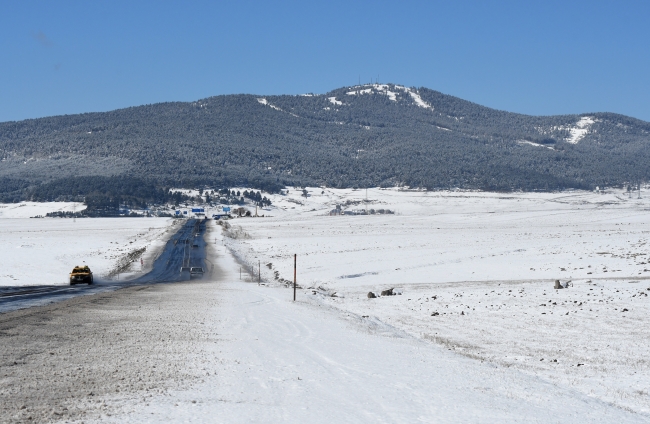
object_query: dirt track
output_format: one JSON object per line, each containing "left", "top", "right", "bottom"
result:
{"left": 0, "top": 279, "right": 222, "bottom": 423}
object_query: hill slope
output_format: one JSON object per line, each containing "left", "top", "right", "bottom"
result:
{"left": 1, "top": 83, "right": 649, "bottom": 201}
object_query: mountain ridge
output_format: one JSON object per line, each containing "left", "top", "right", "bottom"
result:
{"left": 1, "top": 83, "right": 648, "bottom": 202}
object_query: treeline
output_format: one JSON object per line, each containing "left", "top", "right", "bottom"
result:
{"left": 0, "top": 177, "right": 31, "bottom": 203}
{"left": 242, "top": 190, "right": 272, "bottom": 206}
{"left": 27, "top": 176, "right": 185, "bottom": 207}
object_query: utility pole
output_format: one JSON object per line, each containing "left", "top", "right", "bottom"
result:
{"left": 293, "top": 254, "right": 297, "bottom": 301}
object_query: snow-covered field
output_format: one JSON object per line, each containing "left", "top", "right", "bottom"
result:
{"left": 0, "top": 204, "right": 178, "bottom": 286}
{"left": 2, "top": 190, "right": 650, "bottom": 422}
{"left": 77, "top": 217, "right": 645, "bottom": 423}
{"left": 0, "top": 201, "right": 86, "bottom": 218}
{"left": 224, "top": 187, "right": 650, "bottom": 414}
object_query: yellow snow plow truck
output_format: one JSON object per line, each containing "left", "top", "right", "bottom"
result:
{"left": 69, "top": 265, "right": 93, "bottom": 285}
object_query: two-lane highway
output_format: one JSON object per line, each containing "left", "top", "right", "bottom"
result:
{"left": 0, "top": 219, "right": 209, "bottom": 313}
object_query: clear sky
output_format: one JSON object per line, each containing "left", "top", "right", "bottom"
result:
{"left": 1, "top": 0, "right": 649, "bottom": 122}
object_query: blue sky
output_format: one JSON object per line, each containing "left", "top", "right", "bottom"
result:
{"left": 1, "top": 0, "right": 649, "bottom": 122}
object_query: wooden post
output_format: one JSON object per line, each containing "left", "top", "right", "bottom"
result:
{"left": 293, "top": 254, "right": 297, "bottom": 301}
{"left": 258, "top": 260, "right": 261, "bottom": 285}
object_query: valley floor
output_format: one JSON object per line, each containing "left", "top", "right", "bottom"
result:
{"left": 21, "top": 218, "right": 641, "bottom": 423}
{"left": 1, "top": 189, "right": 649, "bottom": 422}
{"left": 224, "top": 188, "right": 650, "bottom": 415}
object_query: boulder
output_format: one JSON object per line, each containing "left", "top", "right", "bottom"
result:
{"left": 367, "top": 292, "right": 377, "bottom": 299}
{"left": 381, "top": 288, "right": 395, "bottom": 296}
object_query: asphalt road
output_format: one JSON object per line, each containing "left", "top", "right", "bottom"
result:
{"left": 0, "top": 218, "right": 208, "bottom": 313}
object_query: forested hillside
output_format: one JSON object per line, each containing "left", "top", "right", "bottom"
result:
{"left": 1, "top": 83, "right": 649, "bottom": 202}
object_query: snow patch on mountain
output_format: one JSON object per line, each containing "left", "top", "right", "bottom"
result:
{"left": 566, "top": 116, "right": 595, "bottom": 144}
{"left": 328, "top": 97, "right": 342, "bottom": 105}
{"left": 257, "top": 97, "right": 282, "bottom": 111}
{"left": 344, "top": 84, "right": 433, "bottom": 109}
{"left": 372, "top": 84, "right": 399, "bottom": 101}
{"left": 346, "top": 84, "right": 398, "bottom": 102}
{"left": 257, "top": 98, "right": 299, "bottom": 117}
{"left": 346, "top": 88, "right": 373, "bottom": 96}
{"left": 517, "top": 140, "right": 555, "bottom": 150}
{"left": 408, "top": 91, "right": 432, "bottom": 109}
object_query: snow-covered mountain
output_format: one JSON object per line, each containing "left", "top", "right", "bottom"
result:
{"left": 0, "top": 83, "right": 648, "bottom": 200}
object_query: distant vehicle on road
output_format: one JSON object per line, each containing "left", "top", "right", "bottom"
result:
{"left": 70, "top": 266, "right": 93, "bottom": 285}
{"left": 180, "top": 266, "right": 190, "bottom": 274}
{"left": 190, "top": 267, "right": 204, "bottom": 278}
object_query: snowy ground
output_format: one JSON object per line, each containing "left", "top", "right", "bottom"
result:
{"left": 0, "top": 206, "right": 179, "bottom": 286}
{"left": 0, "top": 201, "right": 86, "bottom": 218}
{"left": 80, "top": 219, "right": 646, "bottom": 423}
{"left": 222, "top": 187, "right": 650, "bottom": 415}
{"left": 2, "top": 190, "right": 650, "bottom": 422}
{"left": 100, "top": 284, "right": 644, "bottom": 423}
